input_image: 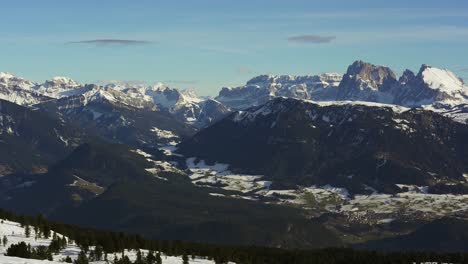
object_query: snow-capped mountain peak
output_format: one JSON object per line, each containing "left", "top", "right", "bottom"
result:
{"left": 420, "top": 65, "right": 465, "bottom": 92}
{"left": 78, "top": 86, "right": 154, "bottom": 109}
{"left": 47, "top": 76, "right": 81, "bottom": 87}
{"left": 393, "top": 64, "right": 468, "bottom": 109}
{"left": 0, "top": 72, "right": 17, "bottom": 79}
{"left": 0, "top": 72, "right": 47, "bottom": 106}
{"left": 34, "top": 77, "right": 89, "bottom": 99}
{"left": 41, "top": 76, "right": 81, "bottom": 89}
{"left": 179, "top": 89, "right": 203, "bottom": 105}
{"left": 0, "top": 72, "right": 37, "bottom": 89}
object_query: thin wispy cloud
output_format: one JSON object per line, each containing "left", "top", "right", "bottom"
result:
{"left": 66, "top": 39, "right": 154, "bottom": 46}
{"left": 288, "top": 35, "right": 336, "bottom": 44}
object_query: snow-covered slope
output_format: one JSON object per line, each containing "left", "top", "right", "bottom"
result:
{"left": 0, "top": 219, "right": 224, "bottom": 264}
{"left": 0, "top": 219, "right": 80, "bottom": 263}
{"left": 394, "top": 65, "right": 468, "bottom": 107}
{"left": 0, "top": 72, "right": 50, "bottom": 106}
{"left": 422, "top": 66, "right": 465, "bottom": 93}
{"left": 0, "top": 72, "right": 36, "bottom": 90}
{"left": 81, "top": 86, "right": 155, "bottom": 109}
{"left": 34, "top": 77, "right": 93, "bottom": 99}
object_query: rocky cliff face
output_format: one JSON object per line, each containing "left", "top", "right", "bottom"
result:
{"left": 336, "top": 60, "right": 397, "bottom": 102}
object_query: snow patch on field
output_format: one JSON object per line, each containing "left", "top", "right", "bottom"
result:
{"left": 393, "top": 118, "right": 416, "bottom": 133}
{"left": 158, "top": 143, "right": 183, "bottom": 157}
{"left": 186, "top": 158, "right": 229, "bottom": 172}
{"left": 186, "top": 158, "right": 267, "bottom": 194}
{"left": 132, "top": 148, "right": 184, "bottom": 179}
{"left": 261, "top": 184, "right": 468, "bottom": 224}
{"left": 131, "top": 149, "right": 153, "bottom": 158}
{"left": 340, "top": 192, "right": 468, "bottom": 223}
{"left": 151, "top": 127, "right": 178, "bottom": 140}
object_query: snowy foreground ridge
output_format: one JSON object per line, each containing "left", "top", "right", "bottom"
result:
{"left": 0, "top": 220, "right": 225, "bottom": 264}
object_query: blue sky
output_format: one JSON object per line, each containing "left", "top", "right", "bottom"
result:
{"left": 1, "top": 0, "right": 468, "bottom": 95}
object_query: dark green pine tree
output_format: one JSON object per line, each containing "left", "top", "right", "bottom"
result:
{"left": 75, "top": 250, "right": 89, "bottom": 264}
{"left": 24, "top": 225, "right": 31, "bottom": 238}
{"left": 182, "top": 253, "right": 189, "bottom": 264}
{"left": 94, "top": 245, "right": 103, "bottom": 261}
{"left": 146, "top": 250, "right": 156, "bottom": 264}
{"left": 120, "top": 255, "right": 132, "bottom": 264}
{"left": 135, "top": 249, "right": 144, "bottom": 264}
{"left": 43, "top": 224, "right": 51, "bottom": 239}
{"left": 6, "top": 242, "right": 31, "bottom": 258}
{"left": 2, "top": 235, "right": 7, "bottom": 247}
{"left": 156, "top": 252, "right": 162, "bottom": 264}
{"left": 33, "top": 226, "right": 39, "bottom": 240}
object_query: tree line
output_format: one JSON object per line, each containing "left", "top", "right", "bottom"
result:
{"left": 1, "top": 208, "right": 467, "bottom": 264}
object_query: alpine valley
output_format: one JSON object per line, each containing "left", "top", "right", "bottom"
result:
{"left": 1, "top": 60, "right": 468, "bottom": 256}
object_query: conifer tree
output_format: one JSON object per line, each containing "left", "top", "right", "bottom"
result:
{"left": 25, "top": 225, "right": 31, "bottom": 238}
{"left": 2, "top": 235, "right": 7, "bottom": 247}
{"left": 94, "top": 245, "right": 103, "bottom": 261}
{"left": 182, "top": 253, "right": 189, "bottom": 264}
{"left": 146, "top": 250, "right": 156, "bottom": 264}
{"left": 33, "top": 226, "right": 39, "bottom": 239}
{"left": 135, "top": 249, "right": 144, "bottom": 264}
{"left": 156, "top": 252, "right": 162, "bottom": 264}
{"left": 75, "top": 250, "right": 89, "bottom": 264}
{"left": 43, "top": 224, "right": 51, "bottom": 239}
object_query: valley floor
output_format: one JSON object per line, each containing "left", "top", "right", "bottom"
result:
{"left": 142, "top": 145, "right": 468, "bottom": 228}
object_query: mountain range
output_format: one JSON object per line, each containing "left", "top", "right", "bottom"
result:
{"left": 1, "top": 60, "right": 468, "bottom": 251}
{"left": 216, "top": 61, "right": 468, "bottom": 124}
